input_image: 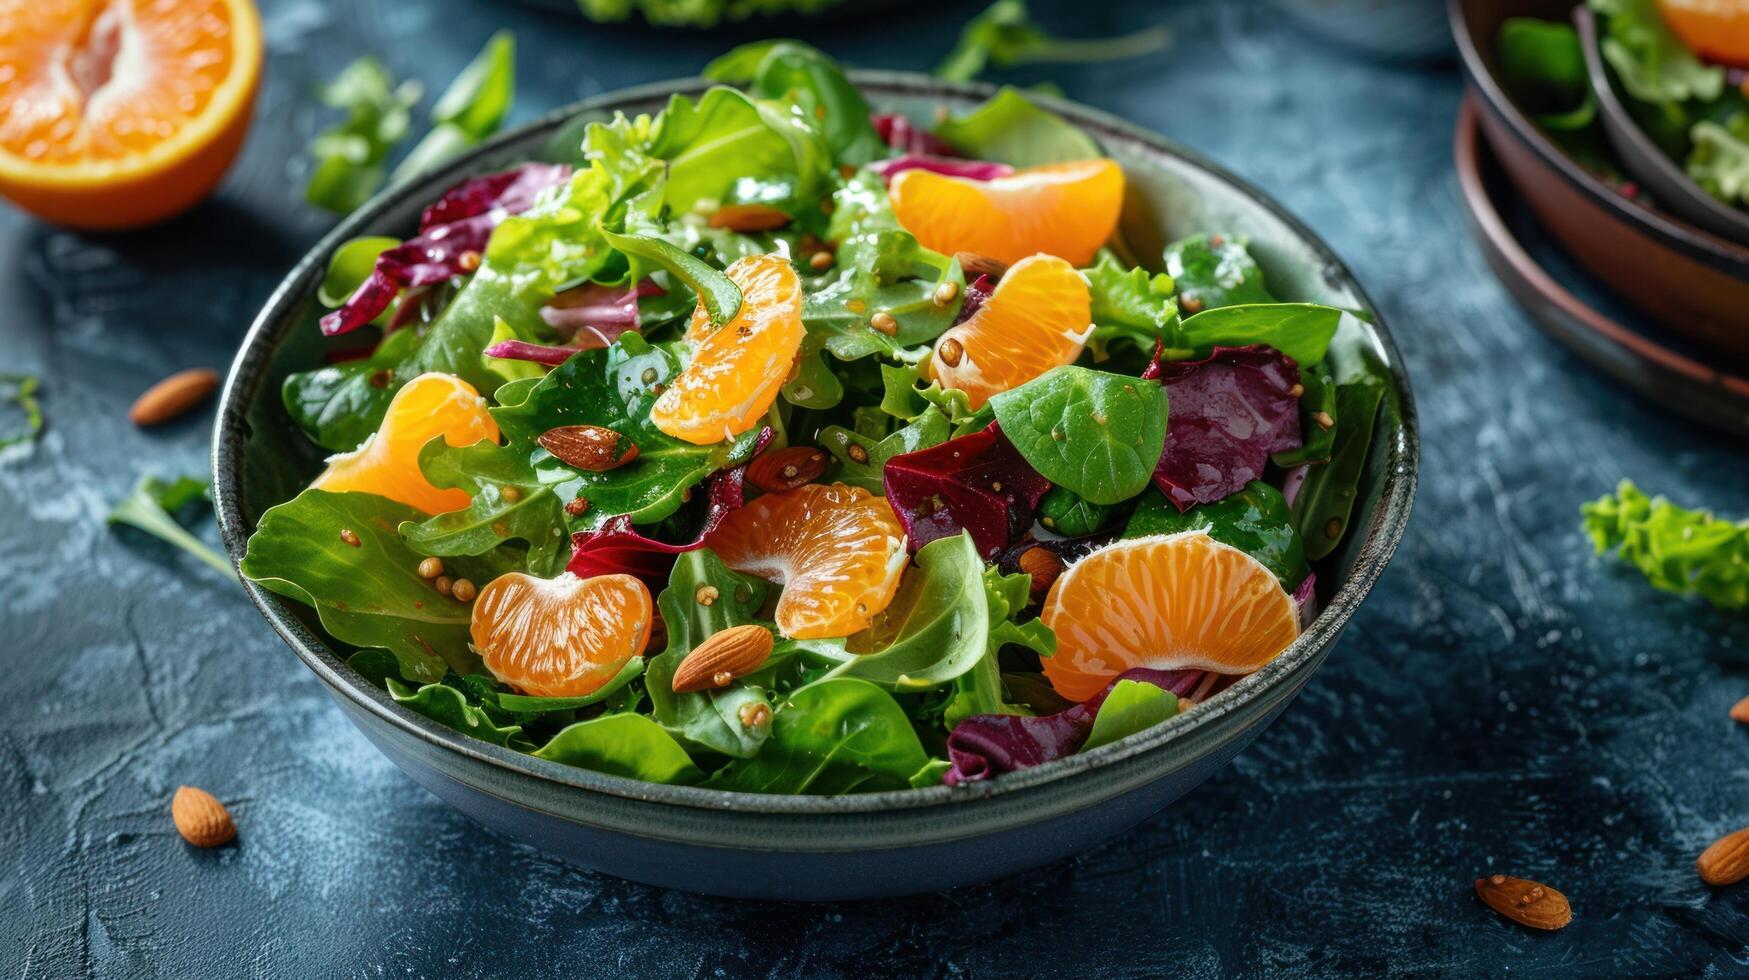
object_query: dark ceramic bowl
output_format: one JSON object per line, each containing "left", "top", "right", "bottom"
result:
{"left": 1450, "top": 0, "right": 1749, "bottom": 361}
{"left": 212, "top": 73, "right": 1418, "bottom": 901}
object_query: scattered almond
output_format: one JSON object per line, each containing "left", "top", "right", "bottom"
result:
{"left": 130, "top": 368, "right": 219, "bottom": 427}
{"left": 539, "top": 425, "right": 638, "bottom": 472}
{"left": 1731, "top": 696, "right": 1749, "bottom": 723}
{"left": 1474, "top": 874, "right": 1571, "bottom": 930}
{"left": 171, "top": 785, "right": 236, "bottom": 848}
{"left": 708, "top": 203, "right": 791, "bottom": 233}
{"left": 1698, "top": 828, "right": 1749, "bottom": 886}
{"left": 748, "top": 446, "right": 827, "bottom": 493}
{"left": 672, "top": 624, "right": 774, "bottom": 693}
{"left": 1017, "top": 546, "right": 1063, "bottom": 599}
{"left": 953, "top": 251, "right": 1008, "bottom": 281}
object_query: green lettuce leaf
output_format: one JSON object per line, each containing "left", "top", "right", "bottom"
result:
{"left": 305, "top": 58, "right": 421, "bottom": 213}
{"left": 399, "top": 439, "right": 572, "bottom": 575}
{"left": 393, "top": 30, "right": 517, "bottom": 182}
{"left": 830, "top": 532, "right": 994, "bottom": 691}
{"left": 534, "top": 713, "right": 706, "bottom": 784}
{"left": 933, "top": 87, "right": 1100, "bottom": 166}
{"left": 1582, "top": 480, "right": 1748, "bottom": 610}
{"left": 387, "top": 678, "right": 525, "bottom": 747}
{"left": 705, "top": 677, "right": 929, "bottom": 794}
{"left": 1163, "top": 233, "right": 1274, "bottom": 311}
{"left": 1176, "top": 303, "right": 1344, "bottom": 367}
{"left": 1080, "top": 679, "right": 1180, "bottom": 753}
{"left": 1591, "top": 0, "right": 1723, "bottom": 106}
{"left": 1688, "top": 119, "right": 1749, "bottom": 208}
{"left": 108, "top": 474, "right": 234, "bottom": 579}
{"left": 704, "top": 40, "right": 886, "bottom": 166}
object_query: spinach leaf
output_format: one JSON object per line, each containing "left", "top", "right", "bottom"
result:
{"left": 495, "top": 656, "right": 646, "bottom": 711}
{"left": 1176, "top": 303, "right": 1343, "bottom": 367}
{"left": 933, "top": 87, "right": 1100, "bottom": 166}
{"left": 934, "top": 0, "right": 1169, "bottom": 83}
{"left": 704, "top": 40, "right": 886, "bottom": 166}
{"left": 1273, "top": 359, "right": 1336, "bottom": 467}
{"left": 1079, "top": 679, "right": 1180, "bottom": 753}
{"left": 108, "top": 474, "right": 235, "bottom": 579}
{"left": 1037, "top": 485, "right": 1116, "bottom": 536}
{"left": 782, "top": 334, "right": 847, "bottom": 410}
{"left": 989, "top": 365, "right": 1168, "bottom": 505}
{"left": 387, "top": 678, "right": 524, "bottom": 747}
{"left": 281, "top": 327, "right": 423, "bottom": 453}
{"left": 1125, "top": 481, "right": 1309, "bottom": 588}
{"left": 1583, "top": 480, "right": 1749, "bottom": 610}
{"left": 601, "top": 228, "right": 741, "bottom": 329}
{"left": 305, "top": 58, "right": 421, "bottom": 213}
{"left": 1163, "top": 233, "right": 1274, "bottom": 311}
{"left": 830, "top": 532, "right": 992, "bottom": 691}
{"left": 803, "top": 231, "right": 965, "bottom": 360}
{"left": 399, "top": 439, "right": 572, "bottom": 575}
{"left": 393, "top": 30, "right": 517, "bottom": 182}
{"left": 1497, "top": 18, "right": 1597, "bottom": 129}
{"left": 534, "top": 713, "right": 706, "bottom": 785}
{"left": 647, "top": 86, "right": 831, "bottom": 217}
{"left": 706, "top": 678, "right": 929, "bottom": 794}
{"left": 240, "top": 489, "right": 504, "bottom": 682}
{"left": 1292, "top": 378, "right": 1385, "bottom": 561}
{"left": 819, "top": 405, "right": 952, "bottom": 494}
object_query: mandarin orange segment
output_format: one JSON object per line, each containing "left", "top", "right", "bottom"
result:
{"left": 471, "top": 571, "right": 652, "bottom": 698}
{"left": 1040, "top": 530, "right": 1300, "bottom": 703}
{"left": 1657, "top": 0, "right": 1749, "bottom": 66}
{"left": 652, "top": 254, "right": 805, "bottom": 446}
{"left": 888, "top": 159, "right": 1124, "bottom": 267}
{"left": 928, "top": 253, "right": 1092, "bottom": 409}
{"left": 0, "top": 0, "right": 264, "bottom": 228}
{"left": 310, "top": 372, "right": 500, "bottom": 515}
{"left": 705, "top": 482, "right": 908, "bottom": 639}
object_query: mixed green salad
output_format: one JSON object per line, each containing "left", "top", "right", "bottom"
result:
{"left": 242, "top": 41, "right": 1386, "bottom": 794}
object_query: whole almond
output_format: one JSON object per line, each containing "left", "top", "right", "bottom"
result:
{"left": 1475, "top": 874, "right": 1571, "bottom": 930}
{"left": 539, "top": 425, "right": 637, "bottom": 472}
{"left": 1698, "top": 828, "right": 1749, "bottom": 886}
{"left": 171, "top": 785, "right": 236, "bottom": 848}
{"left": 953, "top": 251, "right": 1008, "bottom": 281}
{"left": 1017, "top": 546, "right": 1063, "bottom": 599}
{"left": 708, "top": 203, "right": 791, "bottom": 233}
{"left": 671, "top": 624, "right": 774, "bottom": 693}
{"left": 130, "top": 368, "right": 219, "bottom": 427}
{"left": 1731, "top": 696, "right": 1749, "bottom": 723}
{"left": 747, "top": 446, "right": 827, "bottom": 493}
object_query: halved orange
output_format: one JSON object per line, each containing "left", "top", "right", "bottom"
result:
{"left": 471, "top": 571, "right": 652, "bottom": 698}
{"left": 311, "top": 372, "right": 499, "bottom": 515}
{"left": 1041, "top": 530, "right": 1300, "bottom": 702}
{"left": 705, "top": 482, "right": 908, "bottom": 639}
{"left": 928, "top": 253, "right": 1091, "bottom": 409}
{"left": 651, "top": 254, "right": 805, "bottom": 446}
{"left": 888, "top": 158, "right": 1124, "bottom": 267}
{"left": 0, "top": 0, "right": 264, "bottom": 229}
{"left": 1657, "top": 0, "right": 1749, "bottom": 66}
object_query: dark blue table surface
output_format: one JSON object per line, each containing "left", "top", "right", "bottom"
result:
{"left": 5, "top": 0, "right": 1748, "bottom": 976}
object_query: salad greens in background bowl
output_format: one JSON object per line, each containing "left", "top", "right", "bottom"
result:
{"left": 213, "top": 49, "right": 1415, "bottom": 898}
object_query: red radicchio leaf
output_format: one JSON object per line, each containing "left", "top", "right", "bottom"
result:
{"left": 881, "top": 423, "right": 1052, "bottom": 561}
{"left": 481, "top": 340, "right": 579, "bottom": 366}
{"left": 873, "top": 113, "right": 958, "bottom": 156}
{"left": 1293, "top": 570, "right": 1318, "bottom": 631}
{"left": 942, "top": 667, "right": 1206, "bottom": 786}
{"left": 865, "top": 154, "right": 1014, "bottom": 184}
{"left": 953, "top": 274, "right": 994, "bottom": 327}
{"left": 319, "top": 163, "right": 573, "bottom": 337}
{"left": 539, "top": 280, "right": 664, "bottom": 341}
{"left": 1149, "top": 345, "right": 1303, "bottom": 512}
{"left": 564, "top": 429, "right": 772, "bottom": 591}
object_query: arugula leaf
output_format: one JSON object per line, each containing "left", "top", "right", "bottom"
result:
{"left": 944, "top": 564, "right": 1049, "bottom": 728}
{"left": 1079, "top": 679, "right": 1179, "bottom": 753}
{"left": 803, "top": 231, "right": 965, "bottom": 360}
{"left": 240, "top": 489, "right": 507, "bottom": 682}
{"left": 990, "top": 366, "right": 1168, "bottom": 505}
{"left": 830, "top": 532, "right": 994, "bottom": 691}
{"left": 1125, "top": 481, "right": 1309, "bottom": 588}
{"left": 933, "top": 87, "right": 1100, "bottom": 166}
{"left": 1163, "top": 233, "right": 1275, "bottom": 311}
{"left": 107, "top": 475, "right": 235, "bottom": 579}
{"left": 399, "top": 439, "right": 572, "bottom": 575}
{"left": 934, "top": 0, "right": 1169, "bottom": 83}
{"left": 1688, "top": 120, "right": 1749, "bottom": 208}
{"left": 1292, "top": 378, "right": 1385, "bottom": 562}
{"left": 704, "top": 40, "right": 886, "bottom": 166}
{"left": 1583, "top": 480, "right": 1748, "bottom": 610}
{"left": 393, "top": 31, "right": 517, "bottom": 182}
{"left": 0, "top": 374, "right": 42, "bottom": 448}
{"left": 306, "top": 58, "right": 422, "bottom": 213}
{"left": 1591, "top": 0, "right": 1723, "bottom": 106}
{"left": 533, "top": 713, "right": 706, "bottom": 784}
{"left": 600, "top": 228, "right": 741, "bottom": 329}
{"left": 387, "top": 678, "right": 525, "bottom": 747}
{"left": 819, "top": 405, "right": 951, "bottom": 494}
{"left": 706, "top": 677, "right": 929, "bottom": 794}
{"left": 1273, "top": 359, "right": 1336, "bottom": 468}
{"left": 1176, "top": 303, "right": 1343, "bottom": 367}
{"left": 1036, "top": 486, "right": 1116, "bottom": 536}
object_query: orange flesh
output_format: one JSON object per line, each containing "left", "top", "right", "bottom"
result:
{"left": 888, "top": 158, "right": 1125, "bottom": 267}
{"left": 1658, "top": 0, "right": 1749, "bottom": 66}
{"left": 928, "top": 253, "right": 1092, "bottom": 409}
{"left": 1041, "top": 531, "right": 1300, "bottom": 703}
{"left": 310, "top": 372, "right": 500, "bottom": 516}
{"left": 471, "top": 572, "right": 653, "bottom": 698}
{"left": 705, "top": 482, "right": 908, "bottom": 639}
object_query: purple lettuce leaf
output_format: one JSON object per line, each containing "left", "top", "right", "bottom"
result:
{"left": 872, "top": 113, "right": 958, "bottom": 156}
{"left": 1149, "top": 344, "right": 1303, "bottom": 512}
{"left": 942, "top": 667, "right": 1205, "bottom": 786}
{"left": 882, "top": 423, "right": 1052, "bottom": 560}
{"left": 320, "top": 163, "right": 573, "bottom": 337}
{"left": 540, "top": 280, "right": 664, "bottom": 340}
{"left": 481, "top": 340, "right": 581, "bottom": 367}
{"left": 866, "top": 154, "right": 1014, "bottom": 183}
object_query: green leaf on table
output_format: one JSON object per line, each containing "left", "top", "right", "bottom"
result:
{"left": 1080, "top": 679, "right": 1180, "bottom": 753}
{"left": 318, "top": 236, "right": 401, "bottom": 309}
{"left": 1591, "top": 0, "right": 1723, "bottom": 106}
{"left": 0, "top": 374, "right": 42, "bottom": 448}
{"left": 1582, "top": 479, "right": 1749, "bottom": 610}
{"left": 830, "top": 532, "right": 992, "bottom": 691}
{"left": 820, "top": 404, "right": 951, "bottom": 494}
{"left": 392, "top": 31, "right": 516, "bottom": 182}
{"left": 240, "top": 489, "right": 508, "bottom": 682}
{"left": 534, "top": 713, "right": 706, "bottom": 784}
{"left": 1177, "top": 303, "right": 1343, "bottom": 367}
{"left": 305, "top": 57, "right": 422, "bottom": 213}
{"left": 1292, "top": 377, "right": 1385, "bottom": 562}
{"left": 107, "top": 474, "right": 235, "bottom": 579}
{"left": 387, "top": 678, "right": 524, "bottom": 747}
{"left": 934, "top": 0, "right": 1169, "bottom": 83}
{"left": 704, "top": 40, "right": 886, "bottom": 167}
{"left": 1163, "top": 233, "right": 1275, "bottom": 311}
{"left": 933, "top": 87, "right": 1100, "bottom": 166}
{"left": 399, "top": 438, "right": 572, "bottom": 575}
{"left": 1037, "top": 485, "right": 1116, "bottom": 536}
{"left": 706, "top": 677, "right": 929, "bottom": 794}
{"left": 601, "top": 228, "right": 741, "bottom": 329}
{"left": 1125, "top": 481, "right": 1309, "bottom": 588}
{"left": 1688, "top": 119, "right": 1749, "bottom": 208}
{"left": 989, "top": 365, "right": 1167, "bottom": 505}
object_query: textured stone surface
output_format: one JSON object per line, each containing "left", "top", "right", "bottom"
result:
{"left": 3, "top": 0, "right": 1748, "bottom": 975}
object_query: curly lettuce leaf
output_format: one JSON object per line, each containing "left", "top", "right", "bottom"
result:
{"left": 1591, "top": 0, "right": 1723, "bottom": 106}
{"left": 1688, "top": 119, "right": 1749, "bottom": 209}
{"left": 1582, "top": 480, "right": 1748, "bottom": 610}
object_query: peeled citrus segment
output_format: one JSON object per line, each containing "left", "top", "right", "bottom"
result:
{"left": 651, "top": 254, "right": 805, "bottom": 446}
{"left": 471, "top": 571, "right": 652, "bottom": 698}
{"left": 311, "top": 372, "right": 499, "bottom": 515}
{"left": 928, "top": 253, "right": 1092, "bottom": 409}
{"left": 1657, "top": 0, "right": 1749, "bottom": 66}
{"left": 889, "top": 158, "right": 1124, "bottom": 267}
{"left": 0, "top": 0, "right": 264, "bottom": 228}
{"left": 705, "top": 482, "right": 908, "bottom": 640}
{"left": 1041, "top": 529, "right": 1300, "bottom": 703}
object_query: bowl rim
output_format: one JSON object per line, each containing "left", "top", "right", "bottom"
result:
{"left": 1446, "top": 0, "right": 1749, "bottom": 276}
{"left": 213, "top": 70, "right": 1419, "bottom": 816}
